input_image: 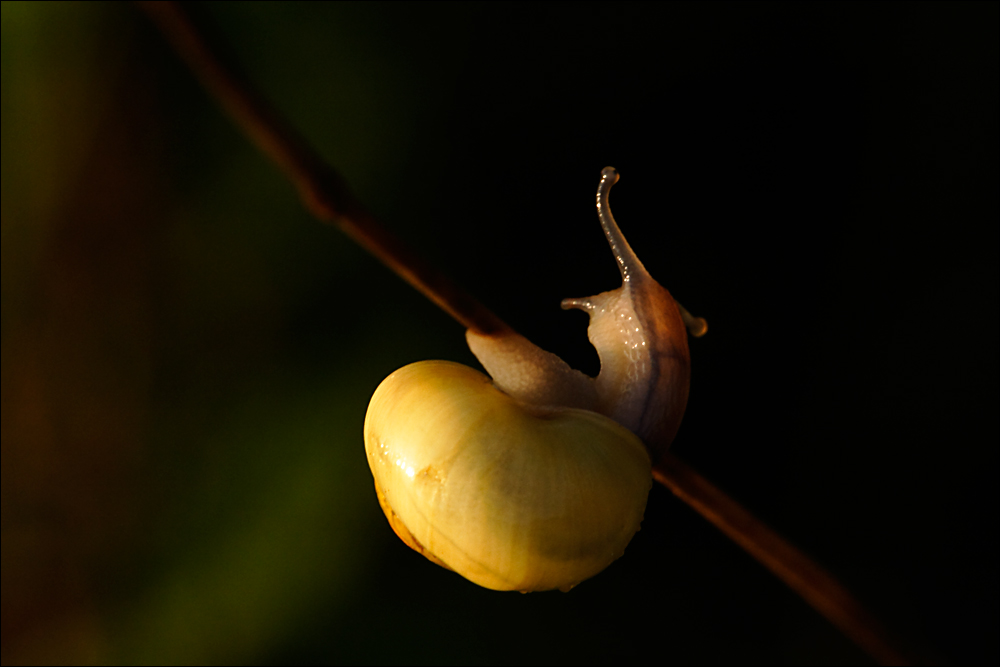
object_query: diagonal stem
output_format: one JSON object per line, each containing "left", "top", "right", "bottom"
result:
{"left": 136, "top": 1, "right": 509, "bottom": 336}
{"left": 138, "top": 2, "right": 914, "bottom": 664}
{"left": 654, "top": 454, "right": 911, "bottom": 665}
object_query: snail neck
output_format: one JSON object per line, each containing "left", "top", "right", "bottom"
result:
{"left": 465, "top": 329, "right": 597, "bottom": 411}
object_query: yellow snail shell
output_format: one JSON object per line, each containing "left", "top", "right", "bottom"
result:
{"left": 364, "top": 167, "right": 704, "bottom": 592}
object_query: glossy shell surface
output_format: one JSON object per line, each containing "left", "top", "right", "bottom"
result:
{"left": 364, "top": 360, "right": 652, "bottom": 592}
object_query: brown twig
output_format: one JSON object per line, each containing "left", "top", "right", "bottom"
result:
{"left": 655, "top": 455, "right": 911, "bottom": 665}
{"left": 138, "top": 2, "right": 913, "bottom": 664}
{"left": 137, "top": 1, "right": 508, "bottom": 336}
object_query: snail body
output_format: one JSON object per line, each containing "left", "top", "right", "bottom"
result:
{"left": 364, "top": 167, "right": 704, "bottom": 592}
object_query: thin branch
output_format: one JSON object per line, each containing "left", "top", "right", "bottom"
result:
{"left": 139, "top": 3, "right": 913, "bottom": 664}
{"left": 655, "top": 455, "right": 911, "bottom": 666}
{"left": 137, "top": 1, "right": 509, "bottom": 336}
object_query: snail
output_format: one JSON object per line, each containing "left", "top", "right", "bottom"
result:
{"left": 364, "top": 167, "right": 705, "bottom": 592}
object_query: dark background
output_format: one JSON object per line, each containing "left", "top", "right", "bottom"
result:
{"left": 2, "top": 2, "right": 996, "bottom": 664}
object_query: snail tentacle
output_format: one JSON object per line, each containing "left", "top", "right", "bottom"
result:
{"left": 596, "top": 166, "right": 647, "bottom": 285}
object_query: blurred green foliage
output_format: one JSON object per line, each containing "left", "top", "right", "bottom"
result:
{"left": 1, "top": 2, "right": 472, "bottom": 662}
